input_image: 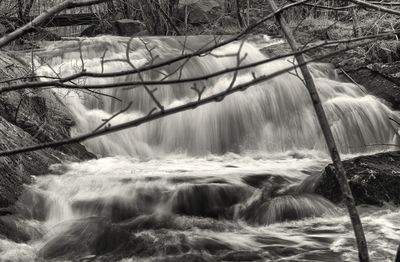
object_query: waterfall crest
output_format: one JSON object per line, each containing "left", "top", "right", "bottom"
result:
{"left": 36, "top": 35, "right": 399, "bottom": 157}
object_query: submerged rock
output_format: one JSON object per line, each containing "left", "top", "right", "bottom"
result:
{"left": 315, "top": 151, "right": 400, "bottom": 206}
{"left": 37, "top": 217, "right": 131, "bottom": 260}
{"left": 170, "top": 183, "right": 251, "bottom": 218}
{"left": 240, "top": 192, "right": 337, "bottom": 225}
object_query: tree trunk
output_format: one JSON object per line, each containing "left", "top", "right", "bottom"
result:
{"left": 351, "top": 7, "right": 361, "bottom": 37}
{"left": 235, "top": 0, "right": 244, "bottom": 27}
{"left": 266, "top": 0, "right": 370, "bottom": 261}
{"left": 106, "top": 0, "right": 116, "bottom": 18}
{"left": 139, "top": 0, "right": 167, "bottom": 35}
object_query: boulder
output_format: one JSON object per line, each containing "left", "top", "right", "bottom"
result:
{"left": 178, "top": 0, "right": 222, "bottom": 24}
{"left": 315, "top": 151, "right": 400, "bottom": 206}
{"left": 218, "top": 16, "right": 237, "bottom": 28}
{"left": 37, "top": 217, "right": 130, "bottom": 260}
{"left": 81, "top": 20, "right": 145, "bottom": 37}
{"left": 348, "top": 66, "right": 400, "bottom": 110}
{"left": 80, "top": 23, "right": 114, "bottom": 37}
{"left": 0, "top": 51, "right": 95, "bottom": 209}
{"left": 114, "top": 19, "right": 145, "bottom": 36}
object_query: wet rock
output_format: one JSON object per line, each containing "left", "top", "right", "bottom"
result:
{"left": 72, "top": 197, "right": 142, "bottom": 222}
{"left": 315, "top": 151, "right": 400, "bottom": 206}
{"left": 72, "top": 187, "right": 164, "bottom": 222}
{"left": 0, "top": 216, "right": 34, "bottom": 242}
{"left": 121, "top": 214, "right": 174, "bottom": 231}
{"left": 240, "top": 193, "right": 337, "bottom": 225}
{"left": 37, "top": 217, "right": 131, "bottom": 260}
{"left": 220, "top": 250, "right": 264, "bottom": 261}
{"left": 346, "top": 64, "right": 400, "bottom": 110}
{"left": 0, "top": 51, "right": 95, "bottom": 209}
{"left": 190, "top": 237, "right": 233, "bottom": 254}
{"left": 155, "top": 253, "right": 213, "bottom": 262}
{"left": 242, "top": 173, "right": 290, "bottom": 189}
{"left": 171, "top": 183, "right": 250, "bottom": 218}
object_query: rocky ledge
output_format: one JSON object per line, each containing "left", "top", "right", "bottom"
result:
{"left": 314, "top": 151, "right": 400, "bottom": 206}
{"left": 0, "top": 51, "right": 95, "bottom": 210}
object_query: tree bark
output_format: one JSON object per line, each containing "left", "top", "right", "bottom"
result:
{"left": 348, "top": 0, "right": 361, "bottom": 37}
{"left": 266, "top": 0, "right": 370, "bottom": 261}
{"left": 351, "top": 7, "right": 361, "bottom": 37}
{"left": 138, "top": 0, "right": 167, "bottom": 35}
{"left": 235, "top": 0, "right": 244, "bottom": 27}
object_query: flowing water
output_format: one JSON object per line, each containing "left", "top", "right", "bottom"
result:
{"left": 1, "top": 35, "right": 400, "bottom": 261}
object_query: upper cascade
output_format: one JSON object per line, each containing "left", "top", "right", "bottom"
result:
{"left": 35, "top": 35, "right": 399, "bottom": 157}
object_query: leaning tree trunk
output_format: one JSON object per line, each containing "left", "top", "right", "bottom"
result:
{"left": 266, "top": 0, "right": 369, "bottom": 261}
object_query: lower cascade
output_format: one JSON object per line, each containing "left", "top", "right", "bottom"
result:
{"left": 1, "top": 35, "right": 399, "bottom": 261}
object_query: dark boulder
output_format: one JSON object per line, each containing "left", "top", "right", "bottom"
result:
{"left": 220, "top": 250, "right": 264, "bottom": 261}
{"left": 81, "top": 19, "right": 145, "bottom": 37}
{"left": 315, "top": 151, "right": 400, "bottom": 206}
{"left": 178, "top": 0, "right": 222, "bottom": 24}
{"left": 170, "top": 183, "right": 251, "bottom": 218}
{"left": 0, "top": 51, "right": 95, "bottom": 209}
{"left": 0, "top": 215, "right": 42, "bottom": 242}
{"left": 114, "top": 19, "right": 145, "bottom": 36}
{"left": 37, "top": 217, "right": 131, "bottom": 260}
{"left": 347, "top": 63, "right": 400, "bottom": 110}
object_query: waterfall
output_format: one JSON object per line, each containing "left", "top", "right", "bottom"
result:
{"left": 3, "top": 35, "right": 400, "bottom": 261}
{"left": 35, "top": 35, "right": 398, "bottom": 157}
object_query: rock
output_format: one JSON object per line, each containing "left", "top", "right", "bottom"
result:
{"left": 218, "top": 16, "right": 237, "bottom": 27}
{"left": 81, "top": 20, "right": 145, "bottom": 37}
{"left": 134, "top": 30, "right": 150, "bottom": 37}
{"left": 0, "top": 215, "right": 42, "bottom": 242}
{"left": 37, "top": 217, "right": 131, "bottom": 260}
{"left": 27, "top": 28, "right": 61, "bottom": 41}
{"left": 365, "top": 40, "right": 400, "bottom": 63}
{"left": 0, "top": 116, "right": 59, "bottom": 207}
{"left": 220, "top": 250, "right": 264, "bottom": 261}
{"left": 80, "top": 22, "right": 114, "bottom": 37}
{"left": 170, "top": 183, "right": 250, "bottom": 218}
{"left": 155, "top": 253, "right": 213, "bottom": 262}
{"left": 0, "top": 51, "right": 95, "bottom": 209}
{"left": 315, "top": 151, "right": 400, "bottom": 206}
{"left": 347, "top": 66, "right": 400, "bottom": 110}
{"left": 178, "top": 0, "right": 222, "bottom": 24}
{"left": 239, "top": 192, "right": 337, "bottom": 225}
{"left": 114, "top": 19, "right": 145, "bottom": 36}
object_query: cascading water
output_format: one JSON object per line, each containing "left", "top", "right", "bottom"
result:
{"left": 1, "top": 35, "right": 400, "bottom": 262}
{"left": 35, "top": 35, "right": 398, "bottom": 157}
